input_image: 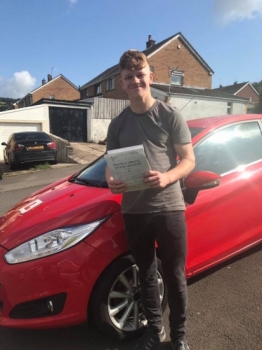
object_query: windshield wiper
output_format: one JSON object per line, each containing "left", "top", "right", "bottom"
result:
{"left": 69, "top": 177, "right": 108, "bottom": 188}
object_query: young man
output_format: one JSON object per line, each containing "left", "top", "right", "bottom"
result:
{"left": 106, "top": 50, "right": 195, "bottom": 350}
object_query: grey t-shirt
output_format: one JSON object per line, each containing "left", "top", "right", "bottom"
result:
{"left": 106, "top": 100, "right": 191, "bottom": 214}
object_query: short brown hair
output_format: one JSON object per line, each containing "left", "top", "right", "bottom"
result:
{"left": 119, "top": 50, "right": 148, "bottom": 71}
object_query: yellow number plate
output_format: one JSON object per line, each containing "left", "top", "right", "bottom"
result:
{"left": 27, "top": 145, "right": 44, "bottom": 150}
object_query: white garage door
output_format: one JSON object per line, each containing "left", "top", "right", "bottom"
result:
{"left": 0, "top": 123, "right": 42, "bottom": 161}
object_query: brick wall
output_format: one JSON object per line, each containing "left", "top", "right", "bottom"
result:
{"left": 103, "top": 74, "right": 128, "bottom": 99}
{"left": 235, "top": 85, "right": 259, "bottom": 104}
{"left": 86, "top": 73, "right": 128, "bottom": 99}
{"left": 32, "top": 77, "right": 80, "bottom": 104}
{"left": 84, "top": 36, "right": 212, "bottom": 99}
{"left": 148, "top": 37, "right": 212, "bottom": 89}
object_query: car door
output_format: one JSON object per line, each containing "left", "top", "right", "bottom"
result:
{"left": 186, "top": 120, "right": 262, "bottom": 276}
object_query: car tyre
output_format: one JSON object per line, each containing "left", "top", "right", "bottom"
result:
{"left": 4, "top": 153, "right": 8, "bottom": 165}
{"left": 8, "top": 158, "right": 16, "bottom": 171}
{"left": 90, "top": 255, "right": 167, "bottom": 340}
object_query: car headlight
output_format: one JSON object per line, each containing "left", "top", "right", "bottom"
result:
{"left": 4, "top": 219, "right": 106, "bottom": 264}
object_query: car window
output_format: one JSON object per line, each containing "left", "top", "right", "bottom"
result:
{"left": 78, "top": 156, "right": 107, "bottom": 184}
{"left": 14, "top": 133, "right": 50, "bottom": 141}
{"left": 193, "top": 121, "right": 262, "bottom": 175}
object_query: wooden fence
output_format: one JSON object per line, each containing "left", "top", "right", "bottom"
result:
{"left": 92, "top": 98, "right": 129, "bottom": 119}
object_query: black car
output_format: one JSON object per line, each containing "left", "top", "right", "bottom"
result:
{"left": 1, "top": 131, "right": 57, "bottom": 170}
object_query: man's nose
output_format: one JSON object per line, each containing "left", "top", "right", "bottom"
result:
{"left": 133, "top": 76, "right": 140, "bottom": 83}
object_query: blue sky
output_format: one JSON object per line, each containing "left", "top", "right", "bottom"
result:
{"left": 1, "top": 0, "right": 262, "bottom": 98}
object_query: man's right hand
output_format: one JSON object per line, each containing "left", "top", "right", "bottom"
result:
{"left": 107, "top": 177, "right": 127, "bottom": 194}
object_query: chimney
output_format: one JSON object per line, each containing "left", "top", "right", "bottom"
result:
{"left": 42, "top": 79, "right": 46, "bottom": 85}
{"left": 47, "top": 74, "right": 52, "bottom": 82}
{"left": 146, "top": 35, "right": 156, "bottom": 49}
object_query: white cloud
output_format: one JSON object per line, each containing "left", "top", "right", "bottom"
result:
{"left": 213, "top": 0, "right": 262, "bottom": 25}
{"left": 0, "top": 71, "right": 36, "bottom": 98}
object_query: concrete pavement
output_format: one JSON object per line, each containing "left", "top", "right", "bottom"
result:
{"left": 69, "top": 142, "right": 106, "bottom": 164}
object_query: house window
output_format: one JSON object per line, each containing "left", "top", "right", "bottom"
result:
{"left": 95, "top": 84, "right": 101, "bottom": 95}
{"left": 227, "top": 102, "right": 232, "bottom": 114}
{"left": 170, "top": 70, "right": 184, "bottom": 86}
{"left": 150, "top": 66, "right": 154, "bottom": 73}
{"left": 107, "top": 77, "right": 115, "bottom": 91}
{"left": 80, "top": 90, "right": 88, "bottom": 99}
{"left": 50, "top": 95, "right": 55, "bottom": 99}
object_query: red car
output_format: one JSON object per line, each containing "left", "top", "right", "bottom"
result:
{"left": 0, "top": 114, "right": 262, "bottom": 340}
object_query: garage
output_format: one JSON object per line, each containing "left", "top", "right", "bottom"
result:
{"left": 49, "top": 107, "right": 87, "bottom": 142}
{"left": 0, "top": 122, "right": 42, "bottom": 161}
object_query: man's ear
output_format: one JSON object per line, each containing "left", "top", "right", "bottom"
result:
{"left": 149, "top": 71, "right": 154, "bottom": 84}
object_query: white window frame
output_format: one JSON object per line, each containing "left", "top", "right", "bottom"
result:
{"left": 170, "top": 70, "right": 184, "bottom": 86}
{"left": 107, "top": 77, "right": 115, "bottom": 91}
{"left": 95, "top": 84, "right": 101, "bottom": 95}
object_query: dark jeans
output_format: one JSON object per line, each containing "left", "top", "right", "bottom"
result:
{"left": 123, "top": 211, "right": 188, "bottom": 341}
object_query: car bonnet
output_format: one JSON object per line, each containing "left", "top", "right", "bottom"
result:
{"left": 0, "top": 179, "right": 122, "bottom": 250}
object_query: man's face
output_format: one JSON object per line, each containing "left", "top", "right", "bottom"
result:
{"left": 120, "top": 65, "right": 153, "bottom": 100}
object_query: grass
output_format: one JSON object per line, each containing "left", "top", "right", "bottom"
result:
{"left": 29, "top": 162, "right": 51, "bottom": 171}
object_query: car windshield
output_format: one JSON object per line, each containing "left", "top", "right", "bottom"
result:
{"left": 69, "top": 156, "right": 108, "bottom": 188}
{"left": 15, "top": 133, "right": 51, "bottom": 141}
{"left": 188, "top": 127, "right": 204, "bottom": 138}
{"left": 69, "top": 127, "right": 202, "bottom": 188}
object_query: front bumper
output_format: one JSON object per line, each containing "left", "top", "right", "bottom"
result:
{"left": 0, "top": 242, "right": 112, "bottom": 328}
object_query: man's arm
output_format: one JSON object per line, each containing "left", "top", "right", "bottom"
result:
{"left": 143, "top": 143, "right": 195, "bottom": 188}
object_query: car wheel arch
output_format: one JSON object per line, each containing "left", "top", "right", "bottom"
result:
{"left": 87, "top": 249, "right": 166, "bottom": 340}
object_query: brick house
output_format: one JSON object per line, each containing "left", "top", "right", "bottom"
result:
{"left": 14, "top": 74, "right": 80, "bottom": 108}
{"left": 212, "top": 82, "right": 259, "bottom": 112}
{"left": 79, "top": 32, "right": 214, "bottom": 100}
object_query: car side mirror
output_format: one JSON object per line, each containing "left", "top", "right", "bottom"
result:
{"left": 183, "top": 171, "right": 221, "bottom": 204}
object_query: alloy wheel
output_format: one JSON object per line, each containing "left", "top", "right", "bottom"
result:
{"left": 107, "top": 264, "right": 164, "bottom": 332}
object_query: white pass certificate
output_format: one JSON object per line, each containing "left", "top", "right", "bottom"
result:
{"left": 104, "top": 145, "right": 151, "bottom": 192}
